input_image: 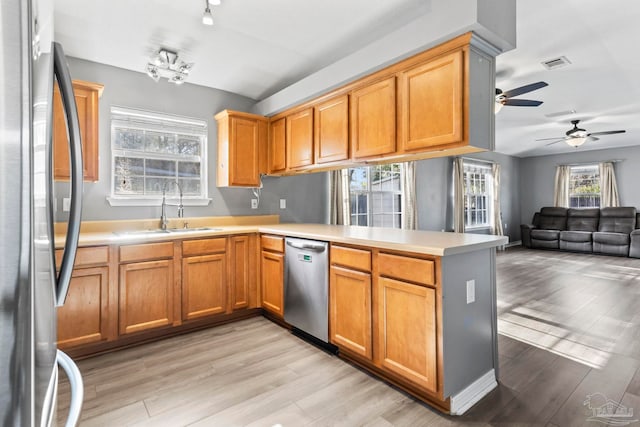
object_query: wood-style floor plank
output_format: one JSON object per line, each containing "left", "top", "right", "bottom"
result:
{"left": 56, "top": 248, "right": 640, "bottom": 426}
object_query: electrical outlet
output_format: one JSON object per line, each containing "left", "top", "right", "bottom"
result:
{"left": 466, "top": 279, "right": 475, "bottom": 304}
{"left": 280, "top": 199, "right": 286, "bottom": 209}
{"left": 504, "top": 222, "right": 508, "bottom": 230}
{"left": 63, "top": 197, "right": 71, "bottom": 212}
{"left": 251, "top": 199, "right": 258, "bottom": 209}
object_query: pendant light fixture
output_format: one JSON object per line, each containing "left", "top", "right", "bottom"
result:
{"left": 202, "top": 0, "right": 214, "bottom": 26}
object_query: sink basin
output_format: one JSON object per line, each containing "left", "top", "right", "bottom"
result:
{"left": 166, "top": 227, "right": 223, "bottom": 233}
{"left": 113, "top": 229, "right": 170, "bottom": 236}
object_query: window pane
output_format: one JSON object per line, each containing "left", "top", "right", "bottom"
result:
{"left": 114, "top": 175, "right": 144, "bottom": 194}
{"left": 178, "top": 161, "right": 201, "bottom": 178}
{"left": 145, "top": 131, "right": 177, "bottom": 154}
{"left": 350, "top": 168, "right": 368, "bottom": 191}
{"left": 114, "top": 128, "right": 144, "bottom": 150}
{"left": 145, "top": 159, "right": 176, "bottom": 177}
{"left": 348, "top": 163, "right": 403, "bottom": 229}
{"left": 114, "top": 156, "right": 144, "bottom": 176}
{"left": 569, "top": 165, "right": 600, "bottom": 208}
{"left": 177, "top": 135, "right": 201, "bottom": 156}
{"left": 145, "top": 177, "right": 174, "bottom": 194}
{"left": 179, "top": 178, "right": 201, "bottom": 195}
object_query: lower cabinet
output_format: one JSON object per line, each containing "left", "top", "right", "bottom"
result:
{"left": 57, "top": 266, "right": 110, "bottom": 348}
{"left": 329, "top": 265, "right": 372, "bottom": 359}
{"left": 182, "top": 253, "right": 227, "bottom": 320}
{"left": 260, "top": 249, "right": 284, "bottom": 317}
{"left": 119, "top": 259, "right": 175, "bottom": 335}
{"left": 230, "top": 235, "right": 258, "bottom": 311}
{"left": 375, "top": 276, "right": 437, "bottom": 393}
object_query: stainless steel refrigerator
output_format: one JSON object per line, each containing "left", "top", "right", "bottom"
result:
{"left": 1, "top": 0, "right": 84, "bottom": 425}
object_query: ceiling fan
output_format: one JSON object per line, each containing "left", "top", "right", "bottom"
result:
{"left": 537, "top": 120, "right": 626, "bottom": 147}
{"left": 495, "top": 81, "right": 548, "bottom": 114}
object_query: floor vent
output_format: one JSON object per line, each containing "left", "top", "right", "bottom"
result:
{"left": 541, "top": 56, "right": 571, "bottom": 70}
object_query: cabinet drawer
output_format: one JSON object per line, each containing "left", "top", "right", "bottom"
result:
{"left": 261, "top": 235, "right": 284, "bottom": 253}
{"left": 119, "top": 242, "right": 174, "bottom": 263}
{"left": 331, "top": 245, "right": 371, "bottom": 272}
{"left": 377, "top": 253, "right": 435, "bottom": 286}
{"left": 56, "top": 245, "right": 109, "bottom": 269}
{"left": 182, "top": 238, "right": 226, "bottom": 256}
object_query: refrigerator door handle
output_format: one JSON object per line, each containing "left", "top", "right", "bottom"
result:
{"left": 57, "top": 350, "right": 84, "bottom": 427}
{"left": 52, "top": 42, "right": 83, "bottom": 307}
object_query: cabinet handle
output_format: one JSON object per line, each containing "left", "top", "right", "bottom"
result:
{"left": 53, "top": 42, "right": 83, "bottom": 306}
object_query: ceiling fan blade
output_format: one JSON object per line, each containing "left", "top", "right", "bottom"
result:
{"left": 501, "top": 81, "right": 548, "bottom": 98}
{"left": 503, "top": 99, "right": 543, "bottom": 107}
{"left": 587, "top": 130, "right": 626, "bottom": 136}
{"left": 588, "top": 136, "right": 600, "bottom": 142}
{"left": 535, "top": 136, "right": 565, "bottom": 141}
{"left": 545, "top": 139, "right": 564, "bottom": 146}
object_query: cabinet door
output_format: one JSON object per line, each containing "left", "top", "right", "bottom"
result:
{"left": 375, "top": 277, "right": 437, "bottom": 393}
{"left": 315, "top": 95, "right": 349, "bottom": 164}
{"left": 182, "top": 253, "right": 227, "bottom": 320}
{"left": 57, "top": 266, "right": 110, "bottom": 348}
{"left": 330, "top": 266, "right": 372, "bottom": 359}
{"left": 119, "top": 259, "right": 174, "bottom": 335}
{"left": 400, "top": 50, "right": 463, "bottom": 151}
{"left": 350, "top": 76, "right": 396, "bottom": 159}
{"left": 260, "top": 250, "right": 284, "bottom": 316}
{"left": 230, "top": 235, "right": 252, "bottom": 310}
{"left": 286, "top": 108, "right": 314, "bottom": 168}
{"left": 53, "top": 80, "right": 102, "bottom": 181}
{"left": 228, "top": 116, "right": 261, "bottom": 186}
{"left": 269, "top": 117, "right": 286, "bottom": 173}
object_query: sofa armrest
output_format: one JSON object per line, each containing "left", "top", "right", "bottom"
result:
{"left": 630, "top": 230, "right": 640, "bottom": 258}
{"left": 521, "top": 224, "right": 535, "bottom": 248}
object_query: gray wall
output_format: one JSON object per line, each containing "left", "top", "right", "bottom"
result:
{"left": 415, "top": 152, "right": 521, "bottom": 243}
{"left": 519, "top": 145, "right": 640, "bottom": 226}
{"left": 56, "top": 58, "right": 328, "bottom": 224}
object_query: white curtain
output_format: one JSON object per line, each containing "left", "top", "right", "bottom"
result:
{"left": 329, "top": 169, "right": 351, "bottom": 225}
{"left": 453, "top": 157, "right": 465, "bottom": 233}
{"left": 599, "top": 162, "right": 620, "bottom": 208}
{"left": 402, "top": 161, "right": 417, "bottom": 230}
{"left": 492, "top": 162, "right": 504, "bottom": 237}
{"left": 553, "top": 165, "right": 571, "bottom": 208}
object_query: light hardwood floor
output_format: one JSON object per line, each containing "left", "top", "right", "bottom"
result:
{"left": 58, "top": 247, "right": 640, "bottom": 426}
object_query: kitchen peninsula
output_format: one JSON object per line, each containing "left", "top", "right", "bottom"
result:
{"left": 55, "top": 216, "right": 506, "bottom": 415}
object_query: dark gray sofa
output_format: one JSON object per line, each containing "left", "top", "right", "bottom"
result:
{"left": 521, "top": 206, "right": 638, "bottom": 257}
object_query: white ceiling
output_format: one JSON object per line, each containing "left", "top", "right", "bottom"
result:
{"left": 54, "top": 0, "right": 640, "bottom": 158}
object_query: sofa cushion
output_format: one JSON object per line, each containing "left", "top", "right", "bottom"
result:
{"left": 560, "top": 230, "right": 592, "bottom": 243}
{"left": 537, "top": 207, "right": 568, "bottom": 230}
{"left": 531, "top": 229, "right": 560, "bottom": 241}
{"left": 598, "top": 207, "right": 636, "bottom": 233}
{"left": 593, "top": 231, "right": 630, "bottom": 246}
{"left": 566, "top": 208, "right": 599, "bottom": 232}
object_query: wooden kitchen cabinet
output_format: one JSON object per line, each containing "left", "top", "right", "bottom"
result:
{"left": 399, "top": 50, "right": 464, "bottom": 152}
{"left": 53, "top": 79, "right": 103, "bottom": 182}
{"left": 56, "top": 246, "right": 111, "bottom": 349}
{"left": 350, "top": 76, "right": 396, "bottom": 159}
{"left": 375, "top": 256, "right": 438, "bottom": 393}
{"left": 215, "top": 110, "right": 268, "bottom": 187}
{"left": 286, "top": 108, "right": 314, "bottom": 169}
{"left": 260, "top": 235, "right": 284, "bottom": 317}
{"left": 182, "top": 238, "right": 227, "bottom": 321}
{"left": 119, "top": 242, "right": 175, "bottom": 335}
{"left": 229, "top": 234, "right": 258, "bottom": 311}
{"left": 314, "top": 95, "right": 349, "bottom": 164}
{"left": 269, "top": 117, "right": 287, "bottom": 173}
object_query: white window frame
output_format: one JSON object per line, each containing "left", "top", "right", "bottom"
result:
{"left": 569, "top": 164, "right": 600, "bottom": 208}
{"left": 463, "top": 161, "right": 493, "bottom": 231}
{"left": 349, "top": 163, "right": 404, "bottom": 229}
{"left": 107, "top": 106, "right": 211, "bottom": 207}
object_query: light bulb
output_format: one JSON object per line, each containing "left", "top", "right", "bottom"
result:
{"left": 202, "top": 7, "right": 214, "bottom": 25}
{"left": 494, "top": 101, "right": 504, "bottom": 114}
{"left": 209, "top": 0, "right": 221, "bottom": 5}
{"left": 566, "top": 136, "right": 587, "bottom": 147}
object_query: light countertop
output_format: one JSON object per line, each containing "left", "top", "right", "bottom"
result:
{"left": 58, "top": 221, "right": 507, "bottom": 257}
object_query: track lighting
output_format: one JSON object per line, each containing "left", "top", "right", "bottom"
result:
{"left": 202, "top": 0, "right": 215, "bottom": 26}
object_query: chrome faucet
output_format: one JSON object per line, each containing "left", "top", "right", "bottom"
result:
{"left": 160, "top": 181, "right": 184, "bottom": 230}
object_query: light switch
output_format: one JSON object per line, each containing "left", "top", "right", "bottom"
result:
{"left": 63, "top": 197, "right": 71, "bottom": 212}
{"left": 466, "top": 279, "right": 475, "bottom": 304}
{"left": 251, "top": 199, "right": 258, "bottom": 209}
{"left": 280, "top": 199, "right": 286, "bottom": 209}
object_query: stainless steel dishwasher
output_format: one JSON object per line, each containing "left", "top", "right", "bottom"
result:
{"left": 284, "top": 237, "right": 329, "bottom": 343}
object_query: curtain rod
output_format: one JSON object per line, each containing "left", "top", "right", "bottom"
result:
{"left": 559, "top": 159, "right": 624, "bottom": 166}
{"left": 458, "top": 156, "right": 494, "bottom": 165}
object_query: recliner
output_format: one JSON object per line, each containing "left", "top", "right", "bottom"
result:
{"left": 559, "top": 208, "right": 600, "bottom": 252}
{"left": 528, "top": 207, "right": 568, "bottom": 249}
{"left": 593, "top": 207, "right": 636, "bottom": 256}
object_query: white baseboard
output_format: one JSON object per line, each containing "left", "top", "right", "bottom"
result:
{"left": 449, "top": 369, "right": 497, "bottom": 415}
{"left": 505, "top": 240, "right": 521, "bottom": 248}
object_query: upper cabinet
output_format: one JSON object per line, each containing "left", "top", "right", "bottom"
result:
{"left": 53, "top": 80, "right": 104, "bottom": 182}
{"left": 350, "top": 77, "right": 397, "bottom": 159}
{"left": 215, "top": 110, "right": 267, "bottom": 187}
{"left": 286, "top": 108, "right": 314, "bottom": 169}
{"left": 269, "top": 117, "right": 287, "bottom": 174}
{"left": 399, "top": 50, "right": 464, "bottom": 152}
{"left": 314, "top": 95, "right": 349, "bottom": 164}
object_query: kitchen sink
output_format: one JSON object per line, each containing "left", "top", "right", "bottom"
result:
{"left": 113, "top": 227, "right": 223, "bottom": 237}
{"left": 165, "top": 227, "right": 223, "bottom": 233}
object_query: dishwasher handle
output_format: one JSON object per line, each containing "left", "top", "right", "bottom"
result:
{"left": 286, "top": 240, "right": 326, "bottom": 252}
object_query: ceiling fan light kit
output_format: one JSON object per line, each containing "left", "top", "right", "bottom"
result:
{"left": 537, "top": 119, "right": 626, "bottom": 148}
{"left": 145, "top": 49, "right": 194, "bottom": 84}
{"left": 202, "top": 0, "right": 220, "bottom": 25}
